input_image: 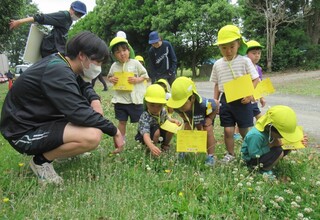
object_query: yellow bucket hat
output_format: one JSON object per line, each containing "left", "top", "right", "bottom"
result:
{"left": 135, "top": 55, "right": 144, "bottom": 63}
{"left": 109, "top": 36, "right": 135, "bottom": 60}
{"left": 155, "top": 78, "right": 171, "bottom": 92}
{"left": 246, "top": 40, "right": 264, "bottom": 52}
{"left": 167, "top": 77, "right": 202, "bottom": 109}
{"left": 214, "top": 24, "right": 247, "bottom": 55}
{"left": 145, "top": 84, "right": 167, "bottom": 104}
{"left": 255, "top": 105, "right": 303, "bottom": 143}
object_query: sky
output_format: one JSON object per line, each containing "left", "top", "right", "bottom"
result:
{"left": 31, "top": 0, "right": 96, "bottom": 14}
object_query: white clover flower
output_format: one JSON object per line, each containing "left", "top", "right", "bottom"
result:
{"left": 304, "top": 207, "right": 313, "bottom": 213}
{"left": 199, "top": 177, "right": 204, "bottom": 182}
{"left": 261, "top": 205, "right": 267, "bottom": 212}
{"left": 232, "top": 171, "right": 237, "bottom": 175}
{"left": 291, "top": 201, "right": 300, "bottom": 208}
{"left": 239, "top": 174, "right": 244, "bottom": 179}
{"left": 237, "top": 183, "right": 243, "bottom": 187}
{"left": 234, "top": 178, "right": 239, "bottom": 182}
{"left": 290, "top": 181, "right": 296, "bottom": 185}
{"left": 246, "top": 182, "right": 252, "bottom": 187}
{"left": 274, "top": 196, "right": 284, "bottom": 202}
{"left": 301, "top": 177, "right": 306, "bottom": 181}
{"left": 295, "top": 196, "right": 302, "bottom": 203}
{"left": 255, "top": 154, "right": 261, "bottom": 158}
{"left": 233, "top": 168, "right": 239, "bottom": 172}
{"left": 255, "top": 186, "right": 261, "bottom": 191}
{"left": 297, "top": 213, "right": 304, "bottom": 219}
{"left": 284, "top": 189, "right": 294, "bottom": 194}
{"left": 315, "top": 181, "right": 320, "bottom": 186}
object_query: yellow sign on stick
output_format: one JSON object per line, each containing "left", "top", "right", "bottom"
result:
{"left": 23, "top": 24, "right": 44, "bottom": 63}
{"left": 282, "top": 126, "right": 305, "bottom": 150}
{"left": 113, "top": 72, "right": 134, "bottom": 91}
{"left": 253, "top": 78, "right": 275, "bottom": 100}
{"left": 176, "top": 130, "right": 207, "bottom": 153}
{"left": 223, "top": 74, "right": 254, "bottom": 103}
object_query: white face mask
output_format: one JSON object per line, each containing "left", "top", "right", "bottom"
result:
{"left": 81, "top": 61, "right": 101, "bottom": 82}
{"left": 71, "top": 14, "right": 80, "bottom": 21}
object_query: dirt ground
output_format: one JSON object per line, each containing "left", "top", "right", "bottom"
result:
{"left": 195, "top": 70, "right": 320, "bottom": 147}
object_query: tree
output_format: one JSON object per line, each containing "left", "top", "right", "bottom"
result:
{"left": 243, "top": 0, "right": 304, "bottom": 72}
{"left": 0, "top": 0, "right": 24, "bottom": 52}
{"left": 152, "top": 0, "right": 238, "bottom": 77}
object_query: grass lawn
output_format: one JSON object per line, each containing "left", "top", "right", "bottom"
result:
{"left": 0, "top": 79, "right": 319, "bottom": 219}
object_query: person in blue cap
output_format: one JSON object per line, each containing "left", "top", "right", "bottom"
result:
{"left": 9, "top": 1, "right": 87, "bottom": 58}
{"left": 148, "top": 31, "right": 177, "bottom": 85}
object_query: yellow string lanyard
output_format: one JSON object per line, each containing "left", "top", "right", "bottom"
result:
{"left": 58, "top": 52, "right": 71, "bottom": 68}
{"left": 182, "top": 103, "right": 194, "bottom": 130}
{"left": 227, "top": 58, "right": 236, "bottom": 79}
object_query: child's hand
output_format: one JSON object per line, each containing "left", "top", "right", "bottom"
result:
{"left": 241, "top": 96, "right": 253, "bottom": 104}
{"left": 302, "top": 134, "right": 308, "bottom": 147}
{"left": 109, "top": 76, "right": 118, "bottom": 84}
{"left": 150, "top": 145, "right": 162, "bottom": 156}
{"left": 260, "top": 97, "right": 266, "bottom": 108}
{"left": 128, "top": 76, "right": 139, "bottom": 84}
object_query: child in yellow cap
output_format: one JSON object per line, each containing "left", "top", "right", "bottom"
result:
{"left": 210, "top": 24, "right": 260, "bottom": 163}
{"left": 167, "top": 76, "right": 219, "bottom": 166}
{"left": 241, "top": 105, "right": 308, "bottom": 177}
{"left": 135, "top": 84, "right": 180, "bottom": 156}
{"left": 107, "top": 37, "right": 149, "bottom": 141}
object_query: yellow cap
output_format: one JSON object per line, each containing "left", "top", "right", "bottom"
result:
{"left": 109, "top": 37, "right": 128, "bottom": 52}
{"left": 145, "top": 84, "right": 167, "bottom": 104}
{"left": 167, "top": 77, "right": 202, "bottom": 109}
{"left": 155, "top": 78, "right": 170, "bottom": 92}
{"left": 214, "top": 24, "right": 247, "bottom": 55}
{"left": 255, "top": 105, "right": 303, "bottom": 142}
{"left": 135, "top": 55, "right": 144, "bottom": 62}
{"left": 246, "top": 40, "right": 263, "bottom": 52}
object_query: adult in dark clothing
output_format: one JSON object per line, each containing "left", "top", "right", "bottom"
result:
{"left": 9, "top": 1, "right": 87, "bottom": 58}
{"left": 148, "top": 31, "right": 177, "bottom": 85}
{"left": 92, "top": 73, "right": 108, "bottom": 91}
{"left": 0, "top": 31, "right": 124, "bottom": 185}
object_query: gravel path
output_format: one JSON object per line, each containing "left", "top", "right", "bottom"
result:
{"left": 195, "top": 70, "right": 320, "bottom": 147}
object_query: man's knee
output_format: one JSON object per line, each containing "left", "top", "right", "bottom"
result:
{"left": 84, "top": 128, "right": 103, "bottom": 150}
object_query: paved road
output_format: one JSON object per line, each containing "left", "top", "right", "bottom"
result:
{"left": 195, "top": 71, "right": 320, "bottom": 147}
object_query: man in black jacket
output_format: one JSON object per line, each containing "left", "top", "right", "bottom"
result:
{"left": 9, "top": 1, "right": 87, "bottom": 57}
{"left": 0, "top": 31, "right": 124, "bottom": 185}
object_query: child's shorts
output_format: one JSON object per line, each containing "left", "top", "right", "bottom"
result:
{"left": 7, "top": 119, "right": 68, "bottom": 155}
{"left": 252, "top": 102, "right": 261, "bottom": 117}
{"left": 246, "top": 146, "right": 290, "bottom": 169}
{"left": 114, "top": 103, "right": 143, "bottom": 123}
{"left": 219, "top": 94, "right": 253, "bottom": 128}
{"left": 135, "top": 124, "right": 167, "bottom": 145}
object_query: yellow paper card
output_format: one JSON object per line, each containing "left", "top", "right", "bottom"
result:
{"left": 282, "top": 126, "right": 305, "bottom": 150}
{"left": 160, "top": 120, "right": 182, "bottom": 134}
{"left": 176, "top": 130, "right": 207, "bottom": 153}
{"left": 223, "top": 74, "right": 254, "bottom": 103}
{"left": 113, "top": 72, "right": 134, "bottom": 91}
{"left": 253, "top": 78, "right": 275, "bottom": 100}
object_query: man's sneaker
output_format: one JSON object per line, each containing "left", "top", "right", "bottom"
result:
{"left": 30, "top": 159, "right": 63, "bottom": 185}
{"left": 220, "top": 153, "right": 236, "bottom": 164}
{"left": 205, "top": 155, "right": 215, "bottom": 166}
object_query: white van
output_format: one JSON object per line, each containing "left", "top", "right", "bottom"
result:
{"left": 15, "top": 64, "right": 31, "bottom": 78}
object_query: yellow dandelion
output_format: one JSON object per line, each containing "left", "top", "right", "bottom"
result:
{"left": 3, "top": 198, "right": 9, "bottom": 203}
{"left": 18, "top": 163, "right": 25, "bottom": 167}
{"left": 165, "top": 169, "right": 171, "bottom": 173}
{"left": 179, "top": 192, "right": 184, "bottom": 197}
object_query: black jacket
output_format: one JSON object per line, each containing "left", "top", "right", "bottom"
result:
{"left": 0, "top": 54, "right": 117, "bottom": 139}
{"left": 34, "top": 11, "right": 72, "bottom": 57}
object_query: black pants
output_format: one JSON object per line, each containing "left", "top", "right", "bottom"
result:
{"left": 92, "top": 74, "right": 107, "bottom": 90}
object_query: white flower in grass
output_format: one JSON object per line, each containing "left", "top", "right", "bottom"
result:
{"left": 301, "top": 177, "right": 306, "bottom": 181}
{"left": 199, "top": 177, "right": 204, "bottom": 182}
{"left": 237, "top": 183, "right": 243, "bottom": 187}
{"left": 295, "top": 196, "right": 302, "bottom": 203}
{"left": 274, "top": 195, "right": 284, "bottom": 202}
{"left": 291, "top": 201, "right": 300, "bottom": 208}
{"left": 255, "top": 154, "right": 260, "bottom": 158}
{"left": 234, "top": 178, "right": 239, "bottom": 182}
{"left": 255, "top": 186, "right": 261, "bottom": 191}
{"left": 261, "top": 205, "right": 267, "bottom": 212}
{"left": 304, "top": 207, "right": 313, "bottom": 213}
{"left": 246, "top": 182, "right": 252, "bottom": 187}
{"left": 239, "top": 174, "right": 244, "bottom": 179}
{"left": 297, "top": 213, "right": 304, "bottom": 219}
{"left": 284, "top": 189, "right": 294, "bottom": 195}
{"left": 315, "top": 181, "right": 320, "bottom": 186}
{"left": 290, "top": 181, "right": 296, "bottom": 185}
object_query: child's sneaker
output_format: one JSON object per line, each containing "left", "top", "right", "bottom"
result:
{"left": 260, "top": 170, "right": 276, "bottom": 181}
{"left": 233, "top": 133, "right": 242, "bottom": 141}
{"left": 205, "top": 155, "right": 215, "bottom": 166}
{"left": 220, "top": 153, "right": 235, "bottom": 164}
{"left": 30, "top": 159, "right": 63, "bottom": 185}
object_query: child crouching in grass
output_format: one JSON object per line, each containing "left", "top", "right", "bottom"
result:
{"left": 135, "top": 84, "right": 180, "bottom": 156}
{"left": 241, "top": 105, "right": 308, "bottom": 178}
{"left": 166, "top": 77, "right": 219, "bottom": 166}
